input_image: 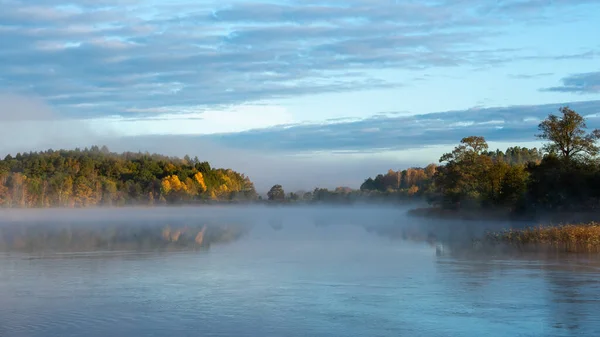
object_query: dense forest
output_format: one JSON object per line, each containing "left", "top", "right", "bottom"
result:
{"left": 0, "top": 146, "right": 257, "bottom": 207}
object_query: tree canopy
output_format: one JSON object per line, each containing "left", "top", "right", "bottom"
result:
{"left": 537, "top": 106, "right": 600, "bottom": 161}
{"left": 267, "top": 184, "right": 285, "bottom": 201}
{"left": 429, "top": 107, "right": 600, "bottom": 213}
{"left": 0, "top": 146, "right": 257, "bottom": 208}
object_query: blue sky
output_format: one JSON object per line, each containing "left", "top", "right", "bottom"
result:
{"left": 1, "top": 0, "right": 600, "bottom": 191}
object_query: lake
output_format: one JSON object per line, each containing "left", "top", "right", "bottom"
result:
{"left": 1, "top": 206, "right": 599, "bottom": 337}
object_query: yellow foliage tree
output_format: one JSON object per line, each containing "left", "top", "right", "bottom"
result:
{"left": 161, "top": 175, "right": 190, "bottom": 201}
{"left": 161, "top": 175, "right": 187, "bottom": 193}
{"left": 161, "top": 179, "right": 172, "bottom": 195}
{"left": 193, "top": 172, "right": 207, "bottom": 193}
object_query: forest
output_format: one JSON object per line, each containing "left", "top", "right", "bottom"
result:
{"left": 0, "top": 146, "right": 257, "bottom": 207}
{"left": 1, "top": 106, "right": 598, "bottom": 214}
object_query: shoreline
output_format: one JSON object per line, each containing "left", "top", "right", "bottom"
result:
{"left": 0, "top": 199, "right": 427, "bottom": 211}
{"left": 406, "top": 207, "right": 600, "bottom": 224}
{"left": 407, "top": 208, "right": 600, "bottom": 254}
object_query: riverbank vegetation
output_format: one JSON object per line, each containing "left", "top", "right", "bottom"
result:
{"left": 406, "top": 106, "right": 600, "bottom": 221}
{"left": 482, "top": 223, "right": 600, "bottom": 253}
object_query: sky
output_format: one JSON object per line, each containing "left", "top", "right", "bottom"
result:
{"left": 1, "top": 0, "right": 600, "bottom": 191}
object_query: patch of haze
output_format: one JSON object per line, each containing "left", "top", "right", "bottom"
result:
{"left": 0, "top": 205, "right": 525, "bottom": 253}
{"left": 0, "top": 93, "right": 113, "bottom": 156}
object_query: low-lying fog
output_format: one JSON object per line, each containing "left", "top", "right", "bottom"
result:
{"left": 0, "top": 205, "right": 529, "bottom": 255}
{"left": 2, "top": 205, "right": 600, "bottom": 337}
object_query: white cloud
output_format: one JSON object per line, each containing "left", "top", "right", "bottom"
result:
{"left": 89, "top": 104, "right": 294, "bottom": 136}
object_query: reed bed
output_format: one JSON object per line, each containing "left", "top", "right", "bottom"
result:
{"left": 484, "top": 223, "right": 600, "bottom": 253}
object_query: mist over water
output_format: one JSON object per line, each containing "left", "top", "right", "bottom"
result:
{"left": 1, "top": 206, "right": 599, "bottom": 337}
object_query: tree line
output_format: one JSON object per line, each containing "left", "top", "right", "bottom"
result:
{"left": 0, "top": 146, "right": 257, "bottom": 208}
{"left": 429, "top": 106, "right": 600, "bottom": 213}
{"left": 265, "top": 142, "right": 543, "bottom": 205}
{"left": 267, "top": 106, "right": 599, "bottom": 215}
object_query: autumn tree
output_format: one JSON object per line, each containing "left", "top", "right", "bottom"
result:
{"left": 193, "top": 172, "right": 207, "bottom": 193}
{"left": 536, "top": 107, "right": 600, "bottom": 161}
{"left": 161, "top": 175, "right": 190, "bottom": 202}
{"left": 424, "top": 164, "right": 437, "bottom": 179}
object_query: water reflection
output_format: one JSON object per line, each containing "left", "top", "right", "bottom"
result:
{"left": 0, "top": 221, "right": 249, "bottom": 255}
{"left": 2, "top": 206, "right": 600, "bottom": 336}
{"left": 0, "top": 205, "right": 588, "bottom": 260}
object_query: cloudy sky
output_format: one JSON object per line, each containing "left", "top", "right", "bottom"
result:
{"left": 1, "top": 0, "right": 600, "bottom": 191}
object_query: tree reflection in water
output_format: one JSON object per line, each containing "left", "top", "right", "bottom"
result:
{"left": 0, "top": 221, "right": 249, "bottom": 255}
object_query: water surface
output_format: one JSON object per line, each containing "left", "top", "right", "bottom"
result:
{"left": 1, "top": 206, "right": 599, "bottom": 337}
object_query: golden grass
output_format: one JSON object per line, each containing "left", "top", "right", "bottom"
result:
{"left": 484, "top": 223, "right": 600, "bottom": 253}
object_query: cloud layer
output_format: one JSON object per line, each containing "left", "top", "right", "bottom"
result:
{"left": 2, "top": 0, "right": 599, "bottom": 119}
{"left": 544, "top": 71, "right": 600, "bottom": 94}
{"left": 200, "top": 100, "right": 600, "bottom": 152}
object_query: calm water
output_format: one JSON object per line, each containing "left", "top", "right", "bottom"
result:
{"left": 1, "top": 206, "right": 600, "bottom": 337}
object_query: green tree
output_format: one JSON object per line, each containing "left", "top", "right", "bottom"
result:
{"left": 439, "top": 136, "right": 489, "bottom": 164}
{"left": 537, "top": 107, "right": 600, "bottom": 161}
{"left": 267, "top": 184, "right": 285, "bottom": 201}
{"left": 434, "top": 136, "right": 492, "bottom": 208}
{"left": 499, "top": 165, "right": 529, "bottom": 209}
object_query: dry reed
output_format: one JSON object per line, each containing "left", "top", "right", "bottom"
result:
{"left": 484, "top": 223, "right": 600, "bottom": 253}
